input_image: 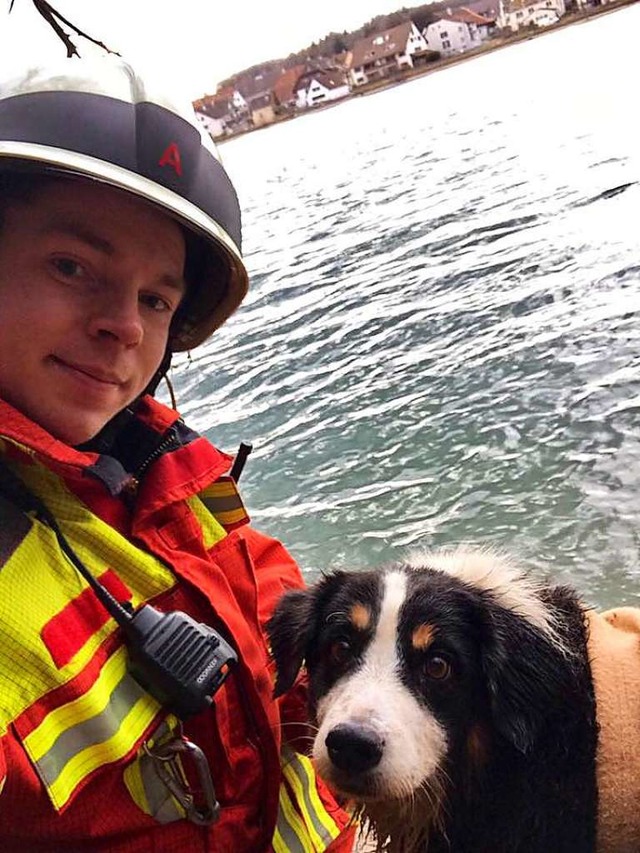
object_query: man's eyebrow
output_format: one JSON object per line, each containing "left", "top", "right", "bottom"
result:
{"left": 42, "top": 219, "right": 115, "bottom": 256}
{"left": 159, "top": 272, "right": 187, "bottom": 294}
{"left": 40, "top": 219, "right": 187, "bottom": 294}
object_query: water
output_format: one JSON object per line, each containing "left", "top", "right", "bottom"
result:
{"left": 165, "top": 5, "right": 640, "bottom": 607}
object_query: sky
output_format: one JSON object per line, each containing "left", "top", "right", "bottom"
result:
{"left": 0, "top": 0, "right": 412, "bottom": 99}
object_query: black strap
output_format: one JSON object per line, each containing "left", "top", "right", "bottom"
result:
{"left": 0, "top": 456, "right": 44, "bottom": 517}
{"left": 0, "top": 458, "right": 48, "bottom": 568}
{"left": 229, "top": 442, "right": 253, "bottom": 483}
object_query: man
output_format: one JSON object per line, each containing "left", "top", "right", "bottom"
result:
{"left": 0, "top": 57, "right": 355, "bottom": 851}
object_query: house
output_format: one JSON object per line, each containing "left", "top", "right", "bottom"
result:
{"left": 248, "top": 92, "right": 277, "bottom": 128}
{"left": 295, "top": 69, "right": 351, "bottom": 109}
{"left": 497, "top": 0, "right": 565, "bottom": 30}
{"left": 464, "top": 0, "right": 500, "bottom": 18}
{"left": 273, "top": 64, "right": 307, "bottom": 112}
{"left": 423, "top": 9, "right": 495, "bottom": 56}
{"left": 234, "top": 68, "right": 283, "bottom": 108}
{"left": 348, "top": 21, "right": 432, "bottom": 87}
{"left": 195, "top": 102, "right": 228, "bottom": 140}
{"left": 454, "top": 7, "right": 497, "bottom": 39}
{"left": 194, "top": 88, "right": 252, "bottom": 137}
{"left": 193, "top": 95, "right": 236, "bottom": 139}
{"left": 215, "top": 85, "right": 250, "bottom": 117}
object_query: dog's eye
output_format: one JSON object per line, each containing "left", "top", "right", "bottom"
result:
{"left": 328, "top": 639, "right": 352, "bottom": 665}
{"left": 425, "top": 655, "right": 452, "bottom": 681}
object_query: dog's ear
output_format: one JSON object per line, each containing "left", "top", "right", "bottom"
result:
{"left": 266, "top": 588, "right": 316, "bottom": 697}
{"left": 482, "top": 610, "right": 566, "bottom": 755}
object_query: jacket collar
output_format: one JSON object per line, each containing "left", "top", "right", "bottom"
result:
{"left": 0, "top": 396, "right": 98, "bottom": 471}
{"left": 0, "top": 395, "right": 233, "bottom": 499}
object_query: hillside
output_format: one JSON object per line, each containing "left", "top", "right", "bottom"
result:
{"left": 217, "top": 0, "right": 481, "bottom": 90}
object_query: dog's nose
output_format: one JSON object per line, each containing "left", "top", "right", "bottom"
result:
{"left": 325, "top": 723, "right": 384, "bottom": 773}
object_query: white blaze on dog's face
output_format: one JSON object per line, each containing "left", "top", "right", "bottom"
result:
{"left": 269, "top": 548, "right": 562, "bottom": 808}
{"left": 268, "top": 548, "right": 596, "bottom": 853}
{"left": 313, "top": 569, "right": 448, "bottom": 802}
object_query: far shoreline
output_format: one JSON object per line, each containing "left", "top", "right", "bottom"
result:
{"left": 218, "top": 0, "right": 637, "bottom": 145}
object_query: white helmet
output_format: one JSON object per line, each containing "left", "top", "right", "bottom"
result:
{"left": 0, "top": 56, "right": 248, "bottom": 351}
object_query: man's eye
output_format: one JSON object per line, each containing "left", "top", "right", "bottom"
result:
{"left": 140, "top": 293, "right": 173, "bottom": 313}
{"left": 52, "top": 257, "right": 86, "bottom": 278}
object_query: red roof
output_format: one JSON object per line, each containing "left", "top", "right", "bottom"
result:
{"left": 273, "top": 65, "right": 307, "bottom": 105}
{"left": 439, "top": 7, "right": 495, "bottom": 24}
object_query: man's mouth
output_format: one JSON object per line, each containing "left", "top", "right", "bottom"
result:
{"left": 51, "top": 356, "right": 124, "bottom": 386}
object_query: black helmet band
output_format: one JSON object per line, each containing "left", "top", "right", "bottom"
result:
{"left": 0, "top": 90, "right": 242, "bottom": 250}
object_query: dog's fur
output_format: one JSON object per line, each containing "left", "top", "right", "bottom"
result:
{"left": 267, "top": 548, "right": 599, "bottom": 852}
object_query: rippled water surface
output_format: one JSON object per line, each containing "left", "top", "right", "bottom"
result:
{"left": 167, "top": 6, "right": 640, "bottom": 605}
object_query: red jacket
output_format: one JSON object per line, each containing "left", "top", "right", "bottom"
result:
{"left": 0, "top": 396, "right": 354, "bottom": 852}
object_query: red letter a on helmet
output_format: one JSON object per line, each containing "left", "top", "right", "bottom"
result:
{"left": 158, "top": 142, "right": 182, "bottom": 176}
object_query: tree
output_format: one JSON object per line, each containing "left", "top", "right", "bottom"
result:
{"left": 9, "top": 0, "right": 118, "bottom": 56}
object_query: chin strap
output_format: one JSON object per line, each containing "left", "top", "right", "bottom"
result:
{"left": 163, "top": 374, "right": 177, "bottom": 410}
{"left": 144, "top": 348, "right": 174, "bottom": 402}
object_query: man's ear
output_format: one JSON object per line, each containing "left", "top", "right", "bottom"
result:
{"left": 266, "top": 588, "right": 315, "bottom": 697}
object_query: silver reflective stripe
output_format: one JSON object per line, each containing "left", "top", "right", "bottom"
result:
{"left": 283, "top": 750, "right": 339, "bottom": 848}
{"left": 36, "top": 672, "right": 148, "bottom": 787}
{"left": 274, "top": 791, "right": 310, "bottom": 853}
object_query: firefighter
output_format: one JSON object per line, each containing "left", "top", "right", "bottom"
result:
{"left": 0, "top": 55, "right": 356, "bottom": 852}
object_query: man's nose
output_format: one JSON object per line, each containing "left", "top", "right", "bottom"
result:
{"left": 88, "top": 292, "right": 144, "bottom": 347}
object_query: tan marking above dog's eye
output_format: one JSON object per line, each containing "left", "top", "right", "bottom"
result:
{"left": 350, "top": 603, "right": 371, "bottom": 631}
{"left": 412, "top": 623, "right": 436, "bottom": 650}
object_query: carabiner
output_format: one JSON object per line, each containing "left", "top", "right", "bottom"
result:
{"left": 144, "top": 731, "right": 220, "bottom": 826}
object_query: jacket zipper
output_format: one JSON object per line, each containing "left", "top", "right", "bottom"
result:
{"left": 124, "top": 425, "right": 181, "bottom": 497}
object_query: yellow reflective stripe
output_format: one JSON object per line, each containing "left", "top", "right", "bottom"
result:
{"left": 199, "top": 478, "right": 249, "bottom": 528}
{"left": 210, "top": 506, "right": 248, "bottom": 526}
{"left": 50, "top": 693, "right": 158, "bottom": 808}
{"left": 200, "top": 480, "right": 240, "bottom": 499}
{"left": 185, "top": 495, "right": 227, "bottom": 550}
{"left": 272, "top": 826, "right": 290, "bottom": 853}
{"left": 36, "top": 673, "right": 147, "bottom": 783}
{"left": 273, "top": 824, "right": 307, "bottom": 853}
{"left": 22, "top": 647, "right": 160, "bottom": 809}
{"left": 123, "top": 748, "right": 147, "bottom": 809}
{"left": 282, "top": 751, "right": 342, "bottom": 849}
{"left": 275, "top": 779, "right": 315, "bottom": 853}
{"left": 24, "top": 647, "right": 131, "bottom": 757}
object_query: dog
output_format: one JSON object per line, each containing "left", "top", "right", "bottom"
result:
{"left": 267, "top": 547, "right": 640, "bottom": 852}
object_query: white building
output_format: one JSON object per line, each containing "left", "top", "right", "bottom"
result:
{"left": 423, "top": 9, "right": 495, "bottom": 56}
{"left": 295, "top": 70, "right": 351, "bottom": 110}
{"left": 497, "top": 0, "right": 565, "bottom": 31}
{"left": 195, "top": 111, "right": 226, "bottom": 140}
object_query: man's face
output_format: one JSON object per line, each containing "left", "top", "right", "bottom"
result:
{"left": 0, "top": 178, "right": 186, "bottom": 444}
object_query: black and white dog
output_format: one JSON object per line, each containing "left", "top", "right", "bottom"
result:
{"left": 267, "top": 548, "right": 611, "bottom": 852}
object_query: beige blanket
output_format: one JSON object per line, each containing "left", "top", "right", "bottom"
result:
{"left": 586, "top": 607, "right": 640, "bottom": 852}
